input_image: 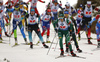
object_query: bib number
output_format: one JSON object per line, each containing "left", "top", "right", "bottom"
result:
{"left": 78, "top": 15, "right": 83, "bottom": 18}
{"left": 30, "top": 20, "right": 35, "bottom": 23}
{"left": 52, "top": 9, "right": 57, "bottom": 12}
{"left": 86, "top": 11, "right": 91, "bottom": 15}
{"left": 45, "top": 18, "right": 49, "bottom": 20}
{"left": 14, "top": 15, "right": 20, "bottom": 18}
{"left": 60, "top": 26, "right": 66, "bottom": 29}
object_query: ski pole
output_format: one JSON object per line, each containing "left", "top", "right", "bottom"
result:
{"left": 54, "top": 37, "right": 59, "bottom": 51}
{"left": 47, "top": 32, "right": 57, "bottom": 55}
{"left": 9, "top": 21, "right": 11, "bottom": 45}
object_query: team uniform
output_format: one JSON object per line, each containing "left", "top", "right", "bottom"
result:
{"left": 51, "top": 3, "right": 62, "bottom": 20}
{"left": 64, "top": 2, "right": 76, "bottom": 16}
{"left": 19, "top": 3, "right": 28, "bottom": 27}
{"left": 76, "top": 8, "right": 83, "bottom": 40}
{"left": 25, "top": 10, "right": 49, "bottom": 48}
{"left": 41, "top": 11, "right": 54, "bottom": 42}
{"left": 27, "top": 0, "right": 45, "bottom": 15}
{"left": 77, "top": 2, "right": 100, "bottom": 44}
{"left": 0, "top": 9, "right": 10, "bottom": 43}
{"left": 89, "top": 15, "right": 100, "bottom": 48}
{"left": 10, "top": 8, "right": 28, "bottom": 45}
{"left": 53, "top": 11, "right": 76, "bottom": 56}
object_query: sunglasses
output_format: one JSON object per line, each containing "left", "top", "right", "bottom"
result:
{"left": 59, "top": 17, "right": 63, "bottom": 19}
{"left": 87, "top": 4, "right": 91, "bottom": 6}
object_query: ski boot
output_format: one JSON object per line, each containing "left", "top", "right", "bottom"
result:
{"left": 42, "top": 42, "right": 49, "bottom": 48}
{"left": 15, "top": 42, "right": 18, "bottom": 45}
{"left": 88, "top": 41, "right": 92, "bottom": 44}
{"left": 78, "top": 33, "right": 81, "bottom": 40}
{"left": 88, "top": 38, "right": 92, "bottom": 44}
{"left": 71, "top": 51, "right": 76, "bottom": 57}
{"left": 0, "top": 37, "right": 3, "bottom": 40}
{"left": 60, "top": 48, "right": 64, "bottom": 56}
{"left": 77, "top": 48, "right": 82, "bottom": 53}
{"left": 13, "top": 38, "right": 19, "bottom": 46}
{"left": 36, "top": 41, "right": 40, "bottom": 45}
{"left": 46, "top": 36, "right": 51, "bottom": 43}
{"left": 65, "top": 47, "right": 69, "bottom": 53}
{"left": 24, "top": 38, "right": 30, "bottom": 45}
{"left": 0, "top": 41, "right": 2, "bottom": 43}
{"left": 78, "top": 37, "right": 81, "bottom": 41}
{"left": 0, "top": 37, "right": 3, "bottom": 43}
{"left": 97, "top": 41, "right": 100, "bottom": 48}
{"left": 30, "top": 42, "right": 33, "bottom": 49}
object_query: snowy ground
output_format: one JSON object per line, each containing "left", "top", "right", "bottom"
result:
{"left": 1, "top": 0, "right": 100, "bottom": 62}
{"left": 0, "top": 23, "right": 99, "bottom": 62}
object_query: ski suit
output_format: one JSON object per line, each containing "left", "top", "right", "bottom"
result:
{"left": 77, "top": 5, "right": 99, "bottom": 42}
{"left": 27, "top": 0, "right": 44, "bottom": 15}
{"left": 90, "top": 15, "right": 100, "bottom": 41}
{"left": 25, "top": 13, "right": 44, "bottom": 43}
{"left": 53, "top": 16, "right": 73, "bottom": 53}
{"left": 41, "top": 12, "right": 54, "bottom": 37}
{"left": 11, "top": 9, "right": 27, "bottom": 42}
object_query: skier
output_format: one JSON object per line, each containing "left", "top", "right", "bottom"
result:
{"left": 64, "top": 2, "right": 76, "bottom": 16}
{"left": 77, "top": 1, "right": 100, "bottom": 44}
{"left": 19, "top": 2, "right": 28, "bottom": 29}
{"left": 10, "top": 4, "right": 28, "bottom": 45}
{"left": 51, "top": 0, "right": 63, "bottom": 32}
{"left": 51, "top": 0, "right": 63, "bottom": 21}
{"left": 25, "top": 8, "right": 49, "bottom": 49}
{"left": 46, "top": 0, "right": 62, "bottom": 9}
{"left": 27, "top": 0, "right": 45, "bottom": 15}
{"left": 54, "top": 10, "right": 76, "bottom": 56}
{"left": 65, "top": 14, "right": 82, "bottom": 53}
{"left": 76, "top": 4, "right": 83, "bottom": 40}
{"left": 0, "top": 3, "right": 10, "bottom": 43}
{"left": 5, "top": 0, "right": 14, "bottom": 21}
{"left": 41, "top": 8, "right": 54, "bottom": 43}
{"left": 88, "top": 14, "right": 100, "bottom": 48}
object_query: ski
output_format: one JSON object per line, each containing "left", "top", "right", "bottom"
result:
{"left": 55, "top": 55, "right": 66, "bottom": 59}
{"left": 92, "top": 48, "right": 100, "bottom": 51}
{"left": 0, "top": 42, "right": 8, "bottom": 44}
{"left": 33, "top": 44, "right": 39, "bottom": 46}
{"left": 12, "top": 44, "right": 20, "bottom": 47}
{"left": 21, "top": 43, "right": 30, "bottom": 45}
{"left": 21, "top": 43, "right": 39, "bottom": 46}
{"left": 67, "top": 54, "right": 86, "bottom": 59}
{"left": 81, "top": 38, "right": 96, "bottom": 40}
{"left": 84, "top": 43, "right": 97, "bottom": 46}
{"left": 75, "top": 51, "right": 93, "bottom": 55}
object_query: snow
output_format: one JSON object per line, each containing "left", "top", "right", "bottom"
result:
{"left": 1, "top": 0, "right": 100, "bottom": 62}
{"left": 0, "top": 23, "right": 100, "bottom": 62}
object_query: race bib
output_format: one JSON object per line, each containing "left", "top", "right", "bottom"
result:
{"left": 86, "top": 11, "right": 92, "bottom": 15}
{"left": 45, "top": 18, "right": 49, "bottom": 20}
{"left": 14, "top": 15, "right": 20, "bottom": 18}
{"left": 60, "top": 26, "right": 66, "bottom": 29}
{"left": 78, "top": 15, "right": 83, "bottom": 18}
{"left": 52, "top": 9, "right": 57, "bottom": 12}
{"left": 30, "top": 20, "right": 35, "bottom": 23}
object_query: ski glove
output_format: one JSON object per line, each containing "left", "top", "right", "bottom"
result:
{"left": 5, "top": 32, "right": 10, "bottom": 37}
{"left": 55, "top": 28, "right": 58, "bottom": 33}
{"left": 25, "top": 25, "right": 28, "bottom": 31}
